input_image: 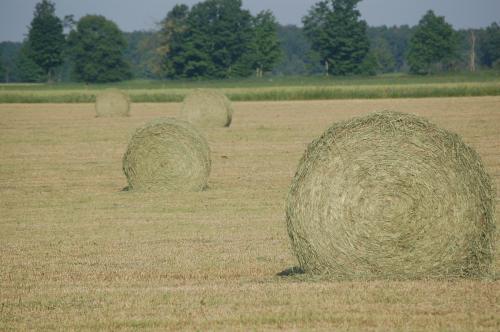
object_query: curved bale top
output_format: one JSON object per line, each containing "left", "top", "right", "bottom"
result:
{"left": 123, "top": 118, "right": 211, "bottom": 192}
{"left": 180, "top": 89, "right": 233, "bottom": 128}
{"left": 286, "top": 111, "right": 496, "bottom": 280}
{"left": 95, "top": 89, "right": 131, "bottom": 117}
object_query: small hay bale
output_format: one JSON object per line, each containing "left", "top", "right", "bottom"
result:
{"left": 180, "top": 89, "right": 233, "bottom": 128}
{"left": 286, "top": 111, "right": 496, "bottom": 280}
{"left": 122, "top": 118, "right": 211, "bottom": 192}
{"left": 95, "top": 89, "right": 130, "bottom": 117}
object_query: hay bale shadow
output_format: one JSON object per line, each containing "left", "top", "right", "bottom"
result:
{"left": 277, "top": 266, "right": 305, "bottom": 277}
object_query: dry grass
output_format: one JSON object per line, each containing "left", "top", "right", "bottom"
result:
{"left": 180, "top": 89, "right": 233, "bottom": 128}
{"left": 0, "top": 97, "right": 499, "bottom": 330}
{"left": 287, "top": 111, "right": 495, "bottom": 280}
{"left": 123, "top": 118, "right": 211, "bottom": 192}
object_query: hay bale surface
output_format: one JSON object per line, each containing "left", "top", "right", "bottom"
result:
{"left": 122, "top": 118, "right": 211, "bottom": 192}
{"left": 180, "top": 89, "right": 233, "bottom": 128}
{"left": 286, "top": 111, "right": 495, "bottom": 280}
{"left": 95, "top": 89, "right": 130, "bottom": 117}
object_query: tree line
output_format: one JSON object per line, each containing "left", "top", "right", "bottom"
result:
{"left": 1, "top": 0, "right": 499, "bottom": 83}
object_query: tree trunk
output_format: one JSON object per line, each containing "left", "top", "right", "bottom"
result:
{"left": 256, "top": 66, "right": 264, "bottom": 78}
{"left": 47, "top": 68, "right": 54, "bottom": 84}
{"left": 469, "top": 31, "right": 477, "bottom": 73}
{"left": 325, "top": 60, "right": 329, "bottom": 76}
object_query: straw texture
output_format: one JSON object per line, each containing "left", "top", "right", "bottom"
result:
{"left": 95, "top": 89, "right": 130, "bottom": 117}
{"left": 286, "top": 111, "right": 496, "bottom": 280}
{"left": 180, "top": 89, "right": 233, "bottom": 128}
{"left": 123, "top": 118, "right": 211, "bottom": 192}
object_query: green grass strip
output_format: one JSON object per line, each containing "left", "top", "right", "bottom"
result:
{"left": 0, "top": 82, "right": 499, "bottom": 103}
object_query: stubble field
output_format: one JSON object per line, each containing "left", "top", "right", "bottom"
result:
{"left": 1, "top": 97, "right": 499, "bottom": 330}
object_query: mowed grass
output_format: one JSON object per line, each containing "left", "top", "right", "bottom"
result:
{"left": 0, "top": 97, "right": 499, "bottom": 330}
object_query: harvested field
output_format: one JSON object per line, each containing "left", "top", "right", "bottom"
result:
{"left": 0, "top": 97, "right": 499, "bottom": 330}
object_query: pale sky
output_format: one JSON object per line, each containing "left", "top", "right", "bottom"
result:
{"left": 1, "top": 0, "right": 499, "bottom": 42}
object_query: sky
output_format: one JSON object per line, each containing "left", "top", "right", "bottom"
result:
{"left": 1, "top": 0, "right": 499, "bottom": 42}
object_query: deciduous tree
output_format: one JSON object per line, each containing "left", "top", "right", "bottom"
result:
{"left": 251, "top": 10, "right": 281, "bottom": 77}
{"left": 480, "top": 22, "right": 500, "bottom": 68}
{"left": 302, "top": 0, "right": 371, "bottom": 75}
{"left": 407, "top": 10, "right": 457, "bottom": 74}
{"left": 68, "top": 15, "right": 131, "bottom": 83}
{"left": 16, "top": 42, "right": 45, "bottom": 82}
{"left": 27, "top": 0, "right": 65, "bottom": 82}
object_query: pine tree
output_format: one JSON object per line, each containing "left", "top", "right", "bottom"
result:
{"left": 303, "top": 0, "right": 370, "bottom": 75}
{"left": 407, "top": 10, "right": 457, "bottom": 74}
{"left": 27, "top": 0, "right": 65, "bottom": 82}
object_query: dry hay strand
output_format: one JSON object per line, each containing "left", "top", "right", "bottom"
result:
{"left": 180, "top": 89, "right": 233, "bottom": 128}
{"left": 286, "top": 111, "right": 496, "bottom": 280}
{"left": 95, "top": 89, "right": 131, "bottom": 117}
{"left": 122, "top": 118, "right": 211, "bottom": 192}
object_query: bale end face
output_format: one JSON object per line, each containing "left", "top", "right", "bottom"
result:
{"left": 95, "top": 89, "right": 131, "bottom": 118}
{"left": 180, "top": 89, "right": 233, "bottom": 128}
{"left": 122, "top": 118, "right": 211, "bottom": 192}
{"left": 286, "top": 111, "right": 496, "bottom": 280}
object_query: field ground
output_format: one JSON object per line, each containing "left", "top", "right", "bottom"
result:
{"left": 1, "top": 97, "right": 499, "bottom": 330}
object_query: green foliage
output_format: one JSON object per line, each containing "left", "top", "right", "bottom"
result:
{"left": 156, "top": 4, "right": 191, "bottom": 78}
{"left": 156, "top": 0, "right": 281, "bottom": 79}
{"left": 0, "top": 53, "right": 4, "bottom": 81}
{"left": 27, "top": 0, "right": 65, "bottom": 82}
{"left": 368, "top": 25, "right": 414, "bottom": 72}
{"left": 251, "top": 11, "right": 282, "bottom": 77}
{"left": 274, "top": 25, "right": 319, "bottom": 75}
{"left": 158, "top": 0, "right": 256, "bottom": 78}
{"left": 124, "top": 31, "right": 158, "bottom": 79}
{"left": 407, "top": 10, "right": 458, "bottom": 74}
{"left": 302, "top": 0, "right": 371, "bottom": 75}
{"left": 187, "top": 0, "right": 255, "bottom": 78}
{"left": 68, "top": 15, "right": 132, "bottom": 83}
{"left": 15, "top": 42, "right": 45, "bottom": 82}
{"left": 0, "top": 42, "right": 22, "bottom": 82}
{"left": 480, "top": 22, "right": 500, "bottom": 68}
{"left": 359, "top": 51, "right": 377, "bottom": 75}
{"left": 371, "top": 37, "right": 396, "bottom": 73}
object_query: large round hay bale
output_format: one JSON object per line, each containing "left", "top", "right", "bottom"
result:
{"left": 180, "top": 89, "right": 233, "bottom": 128}
{"left": 95, "top": 89, "right": 130, "bottom": 117}
{"left": 122, "top": 118, "right": 211, "bottom": 192}
{"left": 286, "top": 111, "right": 495, "bottom": 280}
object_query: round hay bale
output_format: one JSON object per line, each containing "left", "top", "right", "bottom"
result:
{"left": 95, "top": 89, "right": 130, "bottom": 117}
{"left": 180, "top": 89, "right": 233, "bottom": 128}
{"left": 122, "top": 118, "right": 211, "bottom": 192}
{"left": 286, "top": 111, "right": 495, "bottom": 280}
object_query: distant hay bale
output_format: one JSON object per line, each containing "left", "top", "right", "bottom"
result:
{"left": 122, "top": 118, "right": 211, "bottom": 192}
{"left": 180, "top": 89, "right": 233, "bottom": 128}
{"left": 286, "top": 111, "right": 496, "bottom": 280}
{"left": 95, "top": 89, "right": 130, "bottom": 117}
